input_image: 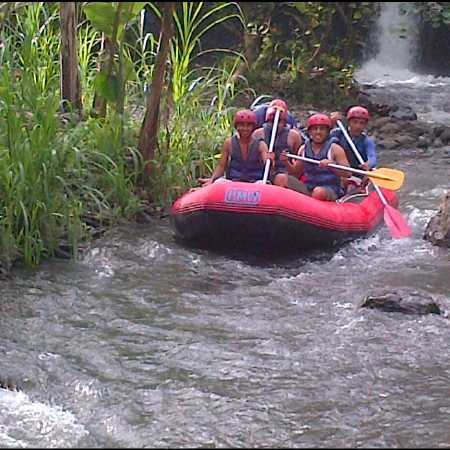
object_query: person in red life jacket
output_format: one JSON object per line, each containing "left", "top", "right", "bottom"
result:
{"left": 292, "top": 113, "right": 352, "bottom": 201}
{"left": 252, "top": 101, "right": 304, "bottom": 189}
{"left": 198, "top": 109, "right": 270, "bottom": 187}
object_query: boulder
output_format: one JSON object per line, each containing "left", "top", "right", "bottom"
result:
{"left": 424, "top": 191, "right": 450, "bottom": 248}
{"left": 359, "top": 289, "right": 442, "bottom": 315}
{"left": 439, "top": 128, "right": 450, "bottom": 145}
{"left": 394, "top": 134, "right": 417, "bottom": 148}
{"left": 0, "top": 376, "right": 21, "bottom": 392}
{"left": 389, "top": 105, "right": 418, "bottom": 121}
{"left": 378, "top": 138, "right": 400, "bottom": 150}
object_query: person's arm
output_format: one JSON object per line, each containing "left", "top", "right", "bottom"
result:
{"left": 199, "top": 138, "right": 230, "bottom": 186}
{"left": 329, "top": 111, "right": 342, "bottom": 129}
{"left": 258, "top": 139, "right": 271, "bottom": 163}
{"left": 293, "top": 144, "right": 305, "bottom": 177}
{"left": 319, "top": 143, "right": 351, "bottom": 178}
{"left": 289, "top": 129, "right": 303, "bottom": 153}
{"left": 365, "top": 136, "right": 377, "bottom": 169}
{"left": 251, "top": 127, "right": 264, "bottom": 142}
{"left": 282, "top": 130, "right": 303, "bottom": 176}
{"left": 288, "top": 145, "right": 305, "bottom": 178}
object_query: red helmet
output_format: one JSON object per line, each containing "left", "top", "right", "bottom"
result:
{"left": 307, "top": 113, "right": 331, "bottom": 129}
{"left": 265, "top": 106, "right": 288, "bottom": 123}
{"left": 269, "top": 98, "right": 288, "bottom": 111}
{"left": 233, "top": 109, "right": 257, "bottom": 127}
{"left": 347, "top": 106, "right": 369, "bottom": 121}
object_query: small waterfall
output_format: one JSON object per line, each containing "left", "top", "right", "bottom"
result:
{"left": 356, "top": 2, "right": 419, "bottom": 84}
{"left": 372, "top": 2, "right": 417, "bottom": 69}
{"left": 355, "top": 2, "right": 450, "bottom": 123}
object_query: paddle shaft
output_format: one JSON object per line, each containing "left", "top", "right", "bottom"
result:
{"left": 262, "top": 108, "right": 281, "bottom": 183}
{"left": 286, "top": 153, "right": 395, "bottom": 182}
{"left": 337, "top": 120, "right": 388, "bottom": 206}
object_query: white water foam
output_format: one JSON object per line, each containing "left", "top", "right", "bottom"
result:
{"left": 356, "top": 2, "right": 450, "bottom": 87}
{"left": 0, "top": 389, "right": 88, "bottom": 447}
{"left": 355, "top": 3, "right": 450, "bottom": 124}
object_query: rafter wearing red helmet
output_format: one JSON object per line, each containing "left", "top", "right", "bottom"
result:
{"left": 330, "top": 105, "right": 377, "bottom": 172}
{"left": 252, "top": 101, "right": 304, "bottom": 189}
{"left": 198, "top": 110, "right": 271, "bottom": 187}
{"left": 291, "top": 113, "right": 351, "bottom": 201}
{"left": 253, "top": 98, "right": 298, "bottom": 129}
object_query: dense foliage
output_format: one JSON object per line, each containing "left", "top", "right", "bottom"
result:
{"left": 407, "top": 2, "right": 450, "bottom": 73}
{"left": 229, "top": 2, "right": 379, "bottom": 105}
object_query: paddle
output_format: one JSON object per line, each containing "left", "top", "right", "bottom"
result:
{"left": 287, "top": 153, "right": 404, "bottom": 191}
{"left": 337, "top": 120, "right": 411, "bottom": 238}
{"left": 261, "top": 107, "right": 281, "bottom": 184}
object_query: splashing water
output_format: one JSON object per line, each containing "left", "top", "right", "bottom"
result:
{"left": 355, "top": 2, "right": 450, "bottom": 123}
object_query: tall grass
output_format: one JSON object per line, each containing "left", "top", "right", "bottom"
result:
{"left": 0, "top": 3, "right": 142, "bottom": 269}
{"left": 146, "top": 2, "right": 247, "bottom": 206}
{"left": 77, "top": 22, "right": 102, "bottom": 108}
{"left": 170, "top": 2, "right": 244, "bottom": 102}
{"left": 0, "top": 1, "right": 250, "bottom": 268}
{"left": 149, "top": 60, "right": 246, "bottom": 207}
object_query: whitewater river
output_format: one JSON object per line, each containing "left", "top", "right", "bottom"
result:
{"left": 1, "top": 122, "right": 449, "bottom": 447}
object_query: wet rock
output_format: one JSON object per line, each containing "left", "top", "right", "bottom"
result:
{"left": 433, "top": 137, "right": 443, "bottom": 147}
{"left": 389, "top": 105, "right": 417, "bottom": 121}
{"left": 394, "top": 134, "right": 417, "bottom": 148}
{"left": 417, "top": 135, "right": 429, "bottom": 148}
{"left": 432, "top": 124, "right": 446, "bottom": 139}
{"left": 368, "top": 116, "right": 391, "bottom": 131}
{"left": 135, "top": 210, "right": 153, "bottom": 224}
{"left": 356, "top": 95, "right": 392, "bottom": 116}
{"left": 359, "top": 290, "right": 442, "bottom": 315}
{"left": 0, "top": 376, "right": 21, "bottom": 392}
{"left": 378, "top": 138, "right": 400, "bottom": 150}
{"left": 439, "top": 128, "right": 450, "bottom": 145}
{"left": 424, "top": 191, "right": 450, "bottom": 248}
{"left": 54, "top": 246, "right": 72, "bottom": 259}
{"left": 378, "top": 121, "right": 403, "bottom": 135}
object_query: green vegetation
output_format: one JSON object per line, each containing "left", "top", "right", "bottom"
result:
{"left": 406, "top": 2, "right": 450, "bottom": 73}
{"left": 0, "top": 3, "right": 143, "bottom": 268}
{"left": 236, "top": 2, "right": 379, "bottom": 105}
{"left": 4, "top": 2, "right": 430, "bottom": 270}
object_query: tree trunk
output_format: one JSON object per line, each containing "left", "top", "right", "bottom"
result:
{"left": 231, "top": 31, "right": 262, "bottom": 83}
{"left": 138, "top": 2, "right": 175, "bottom": 177}
{"left": 60, "top": 2, "right": 82, "bottom": 113}
{"left": 92, "top": 35, "right": 114, "bottom": 118}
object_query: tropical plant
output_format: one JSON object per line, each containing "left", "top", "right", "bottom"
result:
{"left": 0, "top": 2, "right": 143, "bottom": 268}
{"left": 83, "top": 2, "right": 146, "bottom": 114}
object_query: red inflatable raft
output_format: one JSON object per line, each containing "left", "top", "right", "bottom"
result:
{"left": 170, "top": 180, "right": 399, "bottom": 250}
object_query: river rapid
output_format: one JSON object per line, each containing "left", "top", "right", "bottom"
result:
{"left": 1, "top": 125, "right": 449, "bottom": 448}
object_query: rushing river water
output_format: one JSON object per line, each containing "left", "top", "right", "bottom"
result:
{"left": 1, "top": 139, "right": 449, "bottom": 448}
{"left": 1, "top": 7, "right": 450, "bottom": 448}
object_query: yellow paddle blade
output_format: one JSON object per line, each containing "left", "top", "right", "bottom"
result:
{"left": 367, "top": 168, "right": 405, "bottom": 191}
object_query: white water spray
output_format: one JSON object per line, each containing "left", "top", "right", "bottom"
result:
{"left": 355, "top": 2, "right": 450, "bottom": 123}
{"left": 356, "top": 2, "right": 420, "bottom": 84}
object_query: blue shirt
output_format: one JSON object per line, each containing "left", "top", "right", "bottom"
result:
{"left": 253, "top": 104, "right": 299, "bottom": 130}
{"left": 330, "top": 127, "right": 377, "bottom": 169}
